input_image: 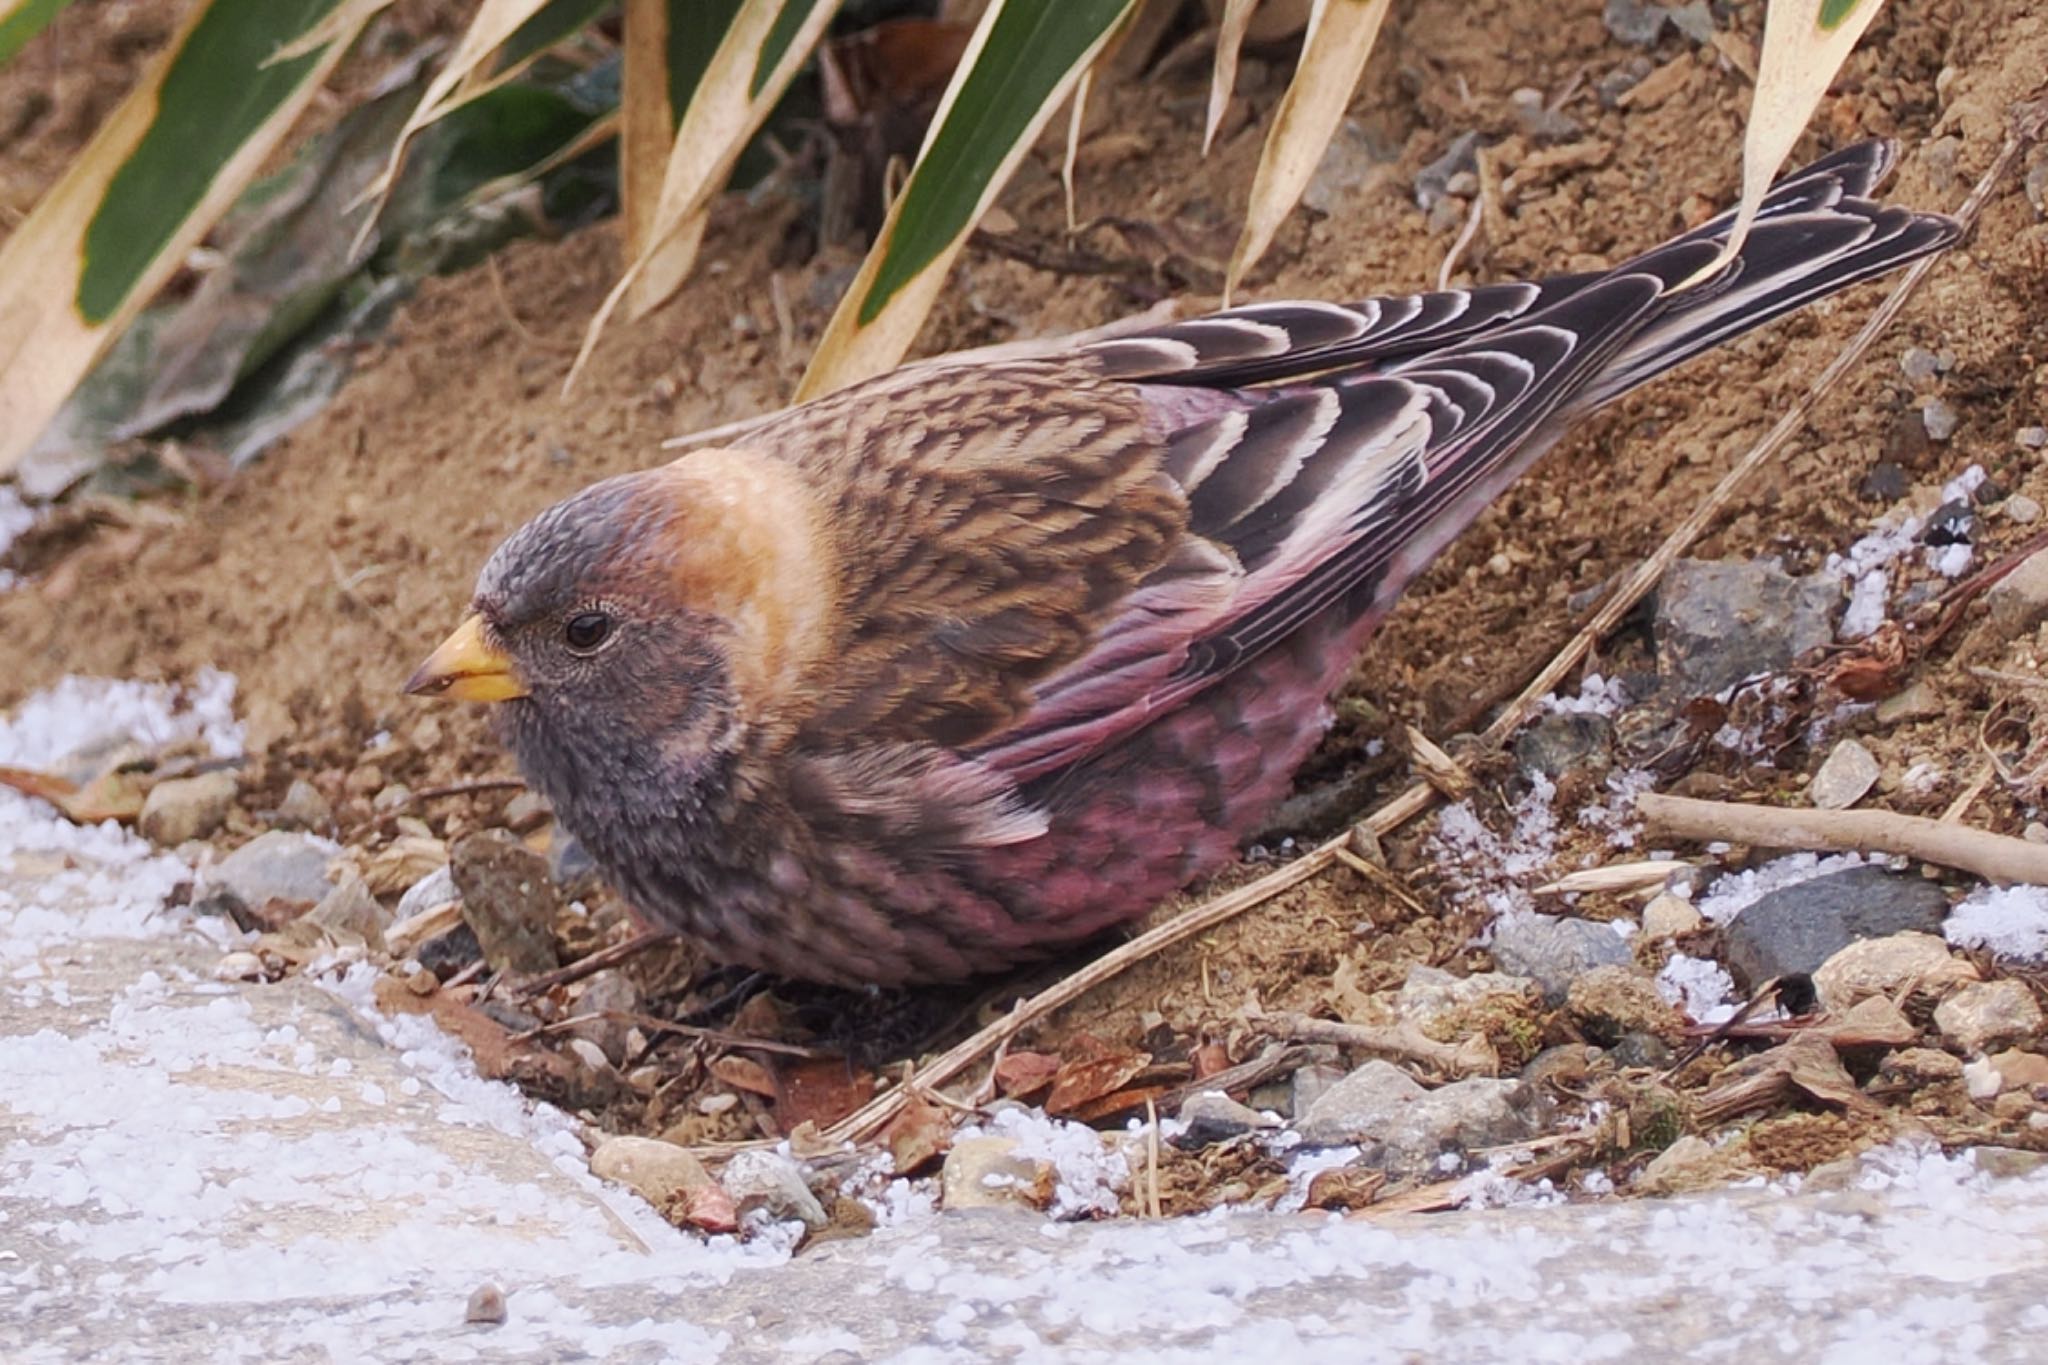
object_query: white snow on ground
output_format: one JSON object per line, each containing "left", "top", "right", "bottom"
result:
{"left": 1430, "top": 773, "right": 1561, "bottom": 918}
{"left": 1542, "top": 673, "right": 1630, "bottom": 717}
{"left": 0, "top": 672, "right": 241, "bottom": 965}
{"left": 955, "top": 1106, "right": 1132, "bottom": 1219}
{"left": 1656, "top": 953, "right": 1741, "bottom": 1024}
{"left": 1944, "top": 884, "right": 2048, "bottom": 961}
{"left": 1829, "top": 464, "right": 1987, "bottom": 640}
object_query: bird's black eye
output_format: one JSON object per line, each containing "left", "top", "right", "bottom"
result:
{"left": 563, "top": 610, "right": 612, "bottom": 654}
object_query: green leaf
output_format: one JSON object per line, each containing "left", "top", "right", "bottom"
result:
{"left": 857, "top": 0, "right": 1129, "bottom": 325}
{"left": 1818, "top": 0, "right": 1863, "bottom": 28}
{"left": 80, "top": 0, "right": 340, "bottom": 324}
{"left": 669, "top": 0, "right": 746, "bottom": 125}
{"left": 0, "top": 0, "right": 70, "bottom": 65}
{"left": 751, "top": 0, "right": 817, "bottom": 97}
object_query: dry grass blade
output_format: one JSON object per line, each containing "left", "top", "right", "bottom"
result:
{"left": 1205, "top": 0, "right": 1259, "bottom": 155}
{"left": 1224, "top": 0, "right": 1391, "bottom": 298}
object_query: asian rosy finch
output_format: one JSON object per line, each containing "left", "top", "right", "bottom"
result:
{"left": 409, "top": 141, "right": 1956, "bottom": 986}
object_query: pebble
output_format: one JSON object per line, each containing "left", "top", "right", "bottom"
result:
{"left": 568, "top": 969, "right": 641, "bottom": 1064}
{"left": 1395, "top": 965, "right": 1538, "bottom": 1034}
{"left": 1634, "top": 1135, "right": 1735, "bottom": 1195}
{"left": 1565, "top": 966, "right": 1685, "bottom": 1044}
{"left": 1513, "top": 712, "right": 1614, "bottom": 781}
{"left": 1520, "top": 1044, "right": 1606, "bottom": 1088}
{"left": 1414, "top": 132, "right": 1480, "bottom": 211}
{"left": 1489, "top": 914, "right": 1632, "bottom": 1004}
{"left": 722, "top": 1150, "right": 830, "bottom": 1231}
{"left": 1722, "top": 866, "right": 1950, "bottom": 992}
{"left": 1988, "top": 1049, "right": 2048, "bottom": 1093}
{"left": 1875, "top": 682, "right": 1943, "bottom": 726}
{"left": 194, "top": 830, "right": 340, "bottom": 925}
{"left": 276, "top": 778, "right": 332, "bottom": 830}
{"left": 1175, "top": 1091, "right": 1277, "bottom": 1147}
{"left": 371, "top": 783, "right": 413, "bottom": 815}
{"left": 589, "top": 1137, "right": 727, "bottom": 1221}
{"left": 502, "top": 790, "right": 553, "bottom": 833}
{"left": 941, "top": 1138, "right": 1054, "bottom": 1211}
{"left": 1899, "top": 346, "right": 1941, "bottom": 383}
{"left": 1809, "top": 739, "right": 1880, "bottom": 810}
{"left": 2005, "top": 494, "right": 2043, "bottom": 525}
{"left": 1289, "top": 1061, "right": 1347, "bottom": 1119}
{"left": 2018, "top": 426, "right": 2048, "bottom": 450}
{"left": 138, "top": 771, "right": 238, "bottom": 846}
{"left": 450, "top": 829, "right": 562, "bottom": 973}
{"left": 1602, "top": 0, "right": 1671, "bottom": 45}
{"left": 1303, "top": 118, "right": 1397, "bottom": 214}
{"left": 1965, "top": 1057, "right": 2004, "bottom": 1102}
{"left": 1922, "top": 399, "right": 1959, "bottom": 442}
{"left": 306, "top": 872, "right": 391, "bottom": 949}
{"left": 212, "top": 951, "right": 267, "bottom": 982}
{"left": 395, "top": 865, "right": 459, "bottom": 921}
{"left": 465, "top": 1283, "right": 507, "bottom": 1326}
{"left": 1607, "top": 1032, "right": 1675, "bottom": 1069}
{"left": 1812, "top": 932, "right": 1979, "bottom": 1014}
{"left": 1877, "top": 1047, "right": 1964, "bottom": 1087}
{"left": 1981, "top": 547, "right": 2048, "bottom": 645}
{"left": 1654, "top": 559, "right": 1838, "bottom": 699}
{"left": 1640, "top": 892, "right": 1703, "bottom": 939}
{"left": 1296, "top": 1061, "right": 1547, "bottom": 1175}
{"left": 1934, "top": 980, "right": 2044, "bottom": 1055}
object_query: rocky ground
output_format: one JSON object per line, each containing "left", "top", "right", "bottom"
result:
{"left": 6, "top": 0, "right": 2048, "bottom": 1276}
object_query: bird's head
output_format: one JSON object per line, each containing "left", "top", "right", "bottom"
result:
{"left": 405, "top": 450, "right": 836, "bottom": 794}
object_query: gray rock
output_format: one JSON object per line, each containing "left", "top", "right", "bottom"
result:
{"left": 1723, "top": 866, "right": 1951, "bottom": 991}
{"left": 1604, "top": 0, "right": 1671, "bottom": 46}
{"left": 1666, "top": 0, "right": 1715, "bottom": 42}
{"left": 1810, "top": 738, "right": 1880, "bottom": 810}
{"left": 1514, "top": 711, "right": 1614, "bottom": 780}
{"left": 1900, "top": 346, "right": 1941, "bottom": 382}
{"left": 1415, "top": 132, "right": 1480, "bottom": 211}
{"left": 1596, "top": 56, "right": 1655, "bottom": 107}
{"left": 1298, "top": 1061, "right": 1547, "bottom": 1175}
{"left": 1303, "top": 118, "right": 1397, "bottom": 214}
{"left": 722, "top": 1150, "right": 830, "bottom": 1231}
{"left": 195, "top": 830, "right": 340, "bottom": 920}
{"left": 1175, "top": 1092, "right": 1277, "bottom": 1148}
{"left": 1984, "top": 547, "right": 2048, "bottom": 644}
{"left": 450, "top": 829, "right": 561, "bottom": 974}
{"left": 2018, "top": 425, "right": 2048, "bottom": 450}
{"left": 395, "top": 864, "right": 459, "bottom": 921}
{"left": 1489, "top": 913, "right": 1633, "bottom": 1003}
{"left": 275, "top": 777, "right": 332, "bottom": 830}
{"left": 139, "top": 771, "right": 237, "bottom": 846}
{"left": 1291, "top": 1061, "right": 1348, "bottom": 1119}
{"left": 2004, "top": 494, "right": 2043, "bottom": 525}
{"left": 1654, "top": 558, "right": 1838, "bottom": 698}
{"left": 1923, "top": 398, "right": 1959, "bottom": 441}
{"left": 1935, "top": 981, "right": 2044, "bottom": 1056}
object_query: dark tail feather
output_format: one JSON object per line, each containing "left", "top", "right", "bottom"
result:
{"left": 1575, "top": 144, "right": 1961, "bottom": 405}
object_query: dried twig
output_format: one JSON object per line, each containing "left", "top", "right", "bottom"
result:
{"left": 1403, "top": 725, "right": 1475, "bottom": 801}
{"left": 1254, "top": 1010, "right": 1496, "bottom": 1077}
{"left": 1637, "top": 791, "right": 2048, "bottom": 885}
{"left": 516, "top": 928, "right": 676, "bottom": 996}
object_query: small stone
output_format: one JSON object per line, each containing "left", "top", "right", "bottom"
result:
{"left": 465, "top": 1283, "right": 507, "bottom": 1326}
{"left": 371, "top": 783, "right": 413, "bottom": 815}
{"left": 361, "top": 834, "right": 448, "bottom": 896}
{"left": 1810, "top": 739, "right": 1880, "bottom": 810}
{"left": 306, "top": 872, "right": 390, "bottom": 950}
{"left": 1934, "top": 980, "right": 2044, "bottom": 1055}
{"left": 1964, "top": 1057, "right": 2004, "bottom": 1101}
{"left": 1603, "top": 0, "right": 1671, "bottom": 46}
{"left": 2018, "top": 426, "right": 2048, "bottom": 450}
{"left": 212, "top": 951, "right": 267, "bottom": 982}
{"left": 722, "top": 1150, "right": 830, "bottom": 1230}
{"left": 450, "top": 829, "right": 561, "bottom": 974}
{"left": 1395, "top": 965, "right": 1538, "bottom": 1034}
{"left": 1921, "top": 398, "right": 1959, "bottom": 442}
{"left": 1858, "top": 460, "right": 1909, "bottom": 503}
{"left": 1812, "top": 932, "right": 1979, "bottom": 1014}
{"left": 1653, "top": 559, "right": 1838, "bottom": 699}
{"left": 590, "top": 1136, "right": 724, "bottom": 1216}
{"left": 138, "top": 771, "right": 238, "bottom": 846}
{"left": 565, "top": 1037, "right": 612, "bottom": 1074}
{"left": 1635, "top": 1135, "right": 1741, "bottom": 1195}
{"left": 1988, "top": 1049, "right": 2048, "bottom": 1092}
{"left": 941, "top": 1137, "right": 1054, "bottom": 1211}
{"left": 1640, "top": 892, "right": 1703, "bottom": 939}
{"left": 1302, "top": 118, "right": 1396, "bottom": 214}
{"left": 1303, "top": 1165, "right": 1388, "bottom": 1212}
{"left": 1566, "top": 966, "right": 1685, "bottom": 1044}
{"left": 502, "top": 790, "right": 552, "bottom": 833}
{"left": 1521, "top": 1044, "right": 1606, "bottom": 1088}
{"left": 1414, "top": 132, "right": 1480, "bottom": 211}
{"left": 1723, "top": 867, "right": 1950, "bottom": 992}
{"left": 1290, "top": 1061, "right": 1346, "bottom": 1118}
{"left": 1982, "top": 547, "right": 2048, "bottom": 644}
{"left": 1297, "top": 1061, "right": 1547, "bottom": 1175}
{"left": 1877, "top": 1047, "right": 1964, "bottom": 1087}
{"left": 196, "top": 830, "right": 340, "bottom": 922}
{"left": 1513, "top": 711, "right": 1614, "bottom": 781}
{"left": 1489, "top": 914, "right": 1632, "bottom": 1004}
{"left": 1899, "top": 346, "right": 1940, "bottom": 382}
{"left": 1174, "top": 1091, "right": 1277, "bottom": 1148}
{"left": 275, "top": 778, "right": 332, "bottom": 830}
{"left": 1876, "top": 682, "right": 1943, "bottom": 726}
{"left": 568, "top": 969, "right": 641, "bottom": 1063}
{"left": 395, "top": 865, "right": 459, "bottom": 921}
{"left": 1607, "top": 1032, "right": 1675, "bottom": 1068}
{"left": 2004, "top": 494, "right": 2043, "bottom": 525}
{"left": 415, "top": 922, "right": 483, "bottom": 978}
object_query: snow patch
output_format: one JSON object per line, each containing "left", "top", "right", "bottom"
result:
{"left": 1693, "top": 851, "right": 1875, "bottom": 926}
{"left": 1944, "top": 884, "right": 2048, "bottom": 962}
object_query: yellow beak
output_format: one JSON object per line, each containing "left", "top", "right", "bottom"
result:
{"left": 405, "top": 614, "right": 529, "bottom": 703}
